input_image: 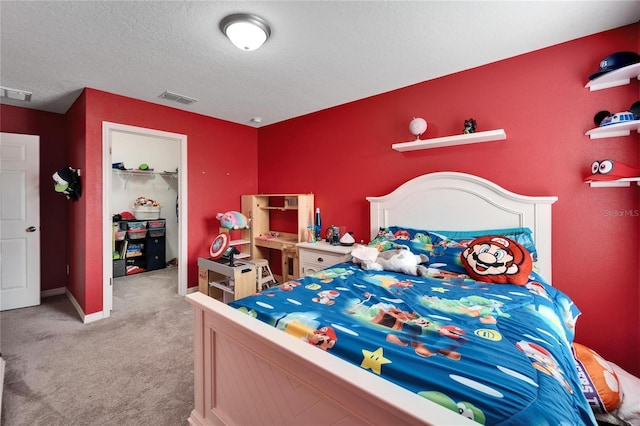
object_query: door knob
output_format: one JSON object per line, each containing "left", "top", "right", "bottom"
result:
{"left": 26, "top": 226, "right": 37, "bottom": 232}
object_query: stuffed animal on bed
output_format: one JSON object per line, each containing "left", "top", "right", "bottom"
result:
{"left": 351, "top": 246, "right": 429, "bottom": 276}
{"left": 216, "top": 211, "right": 250, "bottom": 229}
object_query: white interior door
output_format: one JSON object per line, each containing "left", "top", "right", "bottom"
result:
{"left": 0, "top": 132, "right": 41, "bottom": 311}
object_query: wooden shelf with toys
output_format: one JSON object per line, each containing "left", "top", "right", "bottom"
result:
{"left": 241, "top": 193, "right": 314, "bottom": 282}
{"left": 216, "top": 211, "right": 252, "bottom": 260}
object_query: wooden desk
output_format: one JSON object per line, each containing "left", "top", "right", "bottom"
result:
{"left": 254, "top": 232, "right": 299, "bottom": 282}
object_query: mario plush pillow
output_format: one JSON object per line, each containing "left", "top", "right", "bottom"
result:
{"left": 460, "top": 235, "right": 532, "bottom": 285}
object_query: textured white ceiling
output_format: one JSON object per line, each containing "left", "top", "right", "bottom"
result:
{"left": 1, "top": 1, "right": 639, "bottom": 127}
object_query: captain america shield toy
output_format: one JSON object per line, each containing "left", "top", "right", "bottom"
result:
{"left": 209, "top": 233, "right": 230, "bottom": 259}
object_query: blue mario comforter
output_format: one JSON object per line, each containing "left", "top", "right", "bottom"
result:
{"left": 230, "top": 263, "right": 596, "bottom": 425}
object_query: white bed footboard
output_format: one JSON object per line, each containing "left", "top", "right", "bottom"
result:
{"left": 186, "top": 291, "right": 476, "bottom": 426}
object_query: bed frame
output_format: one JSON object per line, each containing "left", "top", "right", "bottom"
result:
{"left": 185, "top": 172, "right": 558, "bottom": 426}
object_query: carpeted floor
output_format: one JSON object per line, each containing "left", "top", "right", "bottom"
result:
{"left": 0, "top": 267, "right": 194, "bottom": 426}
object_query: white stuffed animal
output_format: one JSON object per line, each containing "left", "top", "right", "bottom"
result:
{"left": 352, "top": 246, "right": 429, "bottom": 276}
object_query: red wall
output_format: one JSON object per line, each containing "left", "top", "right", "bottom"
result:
{"left": 0, "top": 105, "right": 69, "bottom": 293}
{"left": 258, "top": 25, "right": 640, "bottom": 376}
{"left": 65, "top": 92, "right": 90, "bottom": 311}
{"left": 70, "top": 89, "right": 258, "bottom": 314}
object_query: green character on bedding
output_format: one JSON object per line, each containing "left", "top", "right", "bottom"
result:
{"left": 459, "top": 295, "right": 510, "bottom": 324}
{"left": 418, "top": 391, "right": 486, "bottom": 424}
{"left": 309, "top": 267, "right": 352, "bottom": 282}
{"left": 421, "top": 295, "right": 510, "bottom": 324}
{"left": 236, "top": 306, "right": 257, "bottom": 318}
{"left": 412, "top": 232, "right": 433, "bottom": 245}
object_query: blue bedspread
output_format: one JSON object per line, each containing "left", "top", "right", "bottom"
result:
{"left": 230, "top": 263, "right": 596, "bottom": 425}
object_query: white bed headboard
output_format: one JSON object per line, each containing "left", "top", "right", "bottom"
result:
{"left": 367, "top": 172, "right": 558, "bottom": 282}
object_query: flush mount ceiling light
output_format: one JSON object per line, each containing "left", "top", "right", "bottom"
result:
{"left": 220, "top": 13, "right": 271, "bottom": 51}
{"left": 0, "top": 86, "right": 32, "bottom": 102}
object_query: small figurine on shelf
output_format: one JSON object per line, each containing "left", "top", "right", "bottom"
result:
{"left": 463, "top": 119, "right": 477, "bottom": 134}
{"left": 307, "top": 226, "right": 316, "bottom": 243}
{"left": 409, "top": 117, "right": 428, "bottom": 140}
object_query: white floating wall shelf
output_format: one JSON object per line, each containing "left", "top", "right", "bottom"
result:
{"left": 392, "top": 129, "right": 506, "bottom": 152}
{"left": 585, "top": 121, "right": 640, "bottom": 139}
{"left": 113, "top": 169, "right": 178, "bottom": 189}
{"left": 585, "top": 63, "right": 640, "bottom": 91}
{"left": 585, "top": 177, "right": 640, "bottom": 188}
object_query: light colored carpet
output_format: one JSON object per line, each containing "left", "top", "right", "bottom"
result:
{"left": 0, "top": 267, "right": 194, "bottom": 425}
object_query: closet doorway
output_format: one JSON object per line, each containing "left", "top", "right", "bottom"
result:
{"left": 102, "top": 122, "right": 188, "bottom": 317}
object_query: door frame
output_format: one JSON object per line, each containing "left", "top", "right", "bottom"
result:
{"left": 102, "top": 122, "right": 188, "bottom": 316}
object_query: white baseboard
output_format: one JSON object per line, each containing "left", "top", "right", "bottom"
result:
{"left": 65, "top": 289, "right": 105, "bottom": 324}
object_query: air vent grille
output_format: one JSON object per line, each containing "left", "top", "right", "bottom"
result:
{"left": 0, "top": 86, "right": 32, "bottom": 102}
{"left": 159, "top": 91, "right": 198, "bottom": 105}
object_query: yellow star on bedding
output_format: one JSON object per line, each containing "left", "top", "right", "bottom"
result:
{"left": 361, "top": 347, "right": 391, "bottom": 375}
{"left": 431, "top": 287, "right": 449, "bottom": 293}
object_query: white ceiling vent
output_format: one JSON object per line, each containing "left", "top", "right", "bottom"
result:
{"left": 1, "top": 86, "right": 32, "bottom": 102}
{"left": 159, "top": 91, "right": 198, "bottom": 105}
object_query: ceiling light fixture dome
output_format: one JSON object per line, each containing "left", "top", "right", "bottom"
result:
{"left": 220, "top": 13, "right": 271, "bottom": 51}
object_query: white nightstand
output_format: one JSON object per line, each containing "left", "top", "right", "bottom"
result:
{"left": 296, "top": 241, "right": 354, "bottom": 277}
